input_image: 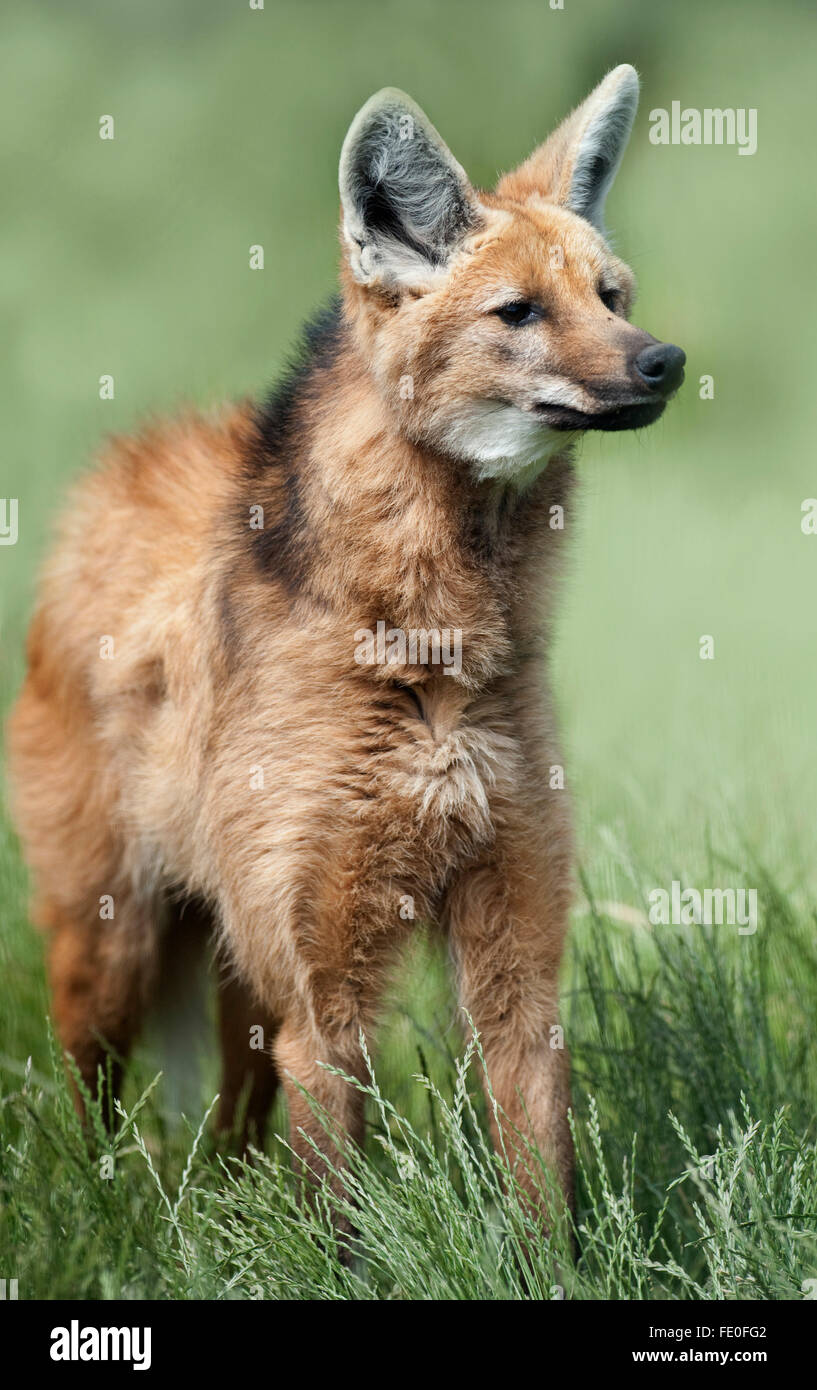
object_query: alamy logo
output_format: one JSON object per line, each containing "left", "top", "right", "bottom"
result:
{"left": 50, "top": 1320, "right": 151, "bottom": 1371}
{"left": 648, "top": 880, "right": 758, "bottom": 935}
{"left": 354, "top": 620, "right": 462, "bottom": 677}
{"left": 649, "top": 102, "right": 757, "bottom": 155}
{"left": 0, "top": 498, "right": 18, "bottom": 545}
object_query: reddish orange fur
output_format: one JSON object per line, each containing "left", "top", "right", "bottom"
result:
{"left": 8, "top": 73, "right": 680, "bottom": 1228}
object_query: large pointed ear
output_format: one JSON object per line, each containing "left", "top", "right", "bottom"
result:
{"left": 339, "top": 88, "right": 482, "bottom": 290}
{"left": 496, "top": 65, "right": 639, "bottom": 233}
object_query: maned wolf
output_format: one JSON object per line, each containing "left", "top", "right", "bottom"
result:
{"left": 8, "top": 66, "right": 684, "bottom": 1223}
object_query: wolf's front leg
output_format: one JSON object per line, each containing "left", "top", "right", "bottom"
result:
{"left": 445, "top": 834, "right": 575, "bottom": 1226}
{"left": 274, "top": 996, "right": 368, "bottom": 1199}
{"left": 268, "top": 901, "right": 400, "bottom": 1232}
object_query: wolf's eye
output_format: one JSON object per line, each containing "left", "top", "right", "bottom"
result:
{"left": 598, "top": 287, "right": 620, "bottom": 313}
{"left": 494, "top": 301, "right": 542, "bottom": 327}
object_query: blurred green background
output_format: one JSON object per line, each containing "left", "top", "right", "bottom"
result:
{"left": 2, "top": 0, "right": 816, "bottom": 1136}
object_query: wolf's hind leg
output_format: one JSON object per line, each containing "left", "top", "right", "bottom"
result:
{"left": 46, "top": 891, "right": 159, "bottom": 1127}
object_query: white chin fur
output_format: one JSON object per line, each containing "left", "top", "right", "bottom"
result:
{"left": 441, "top": 400, "right": 568, "bottom": 483}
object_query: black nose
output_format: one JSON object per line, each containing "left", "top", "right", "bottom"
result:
{"left": 634, "top": 342, "right": 686, "bottom": 394}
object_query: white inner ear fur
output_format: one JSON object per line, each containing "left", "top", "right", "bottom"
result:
{"left": 564, "top": 64, "right": 639, "bottom": 232}
{"left": 339, "top": 87, "right": 480, "bottom": 290}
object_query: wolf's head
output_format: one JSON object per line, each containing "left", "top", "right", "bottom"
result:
{"left": 339, "top": 68, "right": 684, "bottom": 481}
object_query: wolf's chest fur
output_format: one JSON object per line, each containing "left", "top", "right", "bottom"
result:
{"left": 387, "top": 679, "right": 520, "bottom": 847}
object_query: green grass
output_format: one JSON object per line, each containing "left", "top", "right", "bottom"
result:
{"left": 2, "top": 0, "right": 817, "bottom": 1300}
{"left": 2, "top": 867, "right": 817, "bottom": 1300}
